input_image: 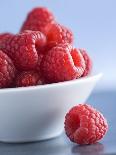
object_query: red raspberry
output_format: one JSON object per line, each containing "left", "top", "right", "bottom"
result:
{"left": 21, "top": 30, "right": 47, "bottom": 51}
{"left": 0, "top": 33, "right": 13, "bottom": 41}
{"left": 71, "top": 48, "right": 86, "bottom": 78}
{"left": 37, "top": 41, "right": 62, "bottom": 56}
{"left": 45, "top": 41, "right": 58, "bottom": 52}
{"left": 44, "top": 23, "right": 74, "bottom": 46}
{"left": 0, "top": 31, "right": 46, "bottom": 71}
{"left": 79, "top": 49, "right": 92, "bottom": 77}
{"left": 21, "top": 7, "right": 55, "bottom": 33}
{"left": 37, "top": 42, "right": 58, "bottom": 55}
{"left": 64, "top": 104, "right": 108, "bottom": 145}
{"left": 36, "top": 53, "right": 44, "bottom": 74}
{"left": 16, "top": 71, "right": 44, "bottom": 87}
{"left": 0, "top": 33, "right": 14, "bottom": 53}
{"left": 0, "top": 50, "right": 16, "bottom": 88}
{"left": 41, "top": 43, "right": 85, "bottom": 83}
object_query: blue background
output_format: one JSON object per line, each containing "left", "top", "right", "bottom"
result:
{"left": 0, "top": 0, "right": 116, "bottom": 91}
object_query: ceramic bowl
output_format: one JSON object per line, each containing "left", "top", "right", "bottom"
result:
{"left": 0, "top": 73, "right": 102, "bottom": 142}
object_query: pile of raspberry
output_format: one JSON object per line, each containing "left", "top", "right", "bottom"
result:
{"left": 0, "top": 7, "right": 92, "bottom": 88}
{"left": 0, "top": 7, "right": 108, "bottom": 146}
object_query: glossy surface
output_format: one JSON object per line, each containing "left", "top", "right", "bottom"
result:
{"left": 0, "top": 90, "right": 115, "bottom": 155}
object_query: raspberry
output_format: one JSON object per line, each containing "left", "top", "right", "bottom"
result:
{"left": 36, "top": 53, "right": 44, "bottom": 74}
{"left": 21, "top": 30, "right": 47, "bottom": 51}
{"left": 45, "top": 41, "right": 58, "bottom": 52}
{"left": 79, "top": 49, "right": 92, "bottom": 77}
{"left": 64, "top": 104, "right": 108, "bottom": 145}
{"left": 0, "top": 50, "right": 16, "bottom": 88}
{"left": 15, "top": 71, "right": 44, "bottom": 87}
{"left": 41, "top": 43, "right": 85, "bottom": 83}
{"left": 0, "top": 33, "right": 13, "bottom": 41}
{"left": 71, "top": 48, "right": 86, "bottom": 78}
{"left": 44, "top": 23, "right": 74, "bottom": 45}
{"left": 37, "top": 42, "right": 58, "bottom": 55}
{"left": 0, "top": 33, "right": 14, "bottom": 53}
{"left": 21, "top": 7, "right": 55, "bottom": 33}
{"left": 0, "top": 31, "right": 46, "bottom": 71}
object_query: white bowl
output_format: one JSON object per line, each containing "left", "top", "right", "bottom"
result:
{"left": 0, "top": 73, "right": 102, "bottom": 143}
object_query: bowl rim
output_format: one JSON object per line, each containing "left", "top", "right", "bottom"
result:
{"left": 0, "top": 73, "right": 103, "bottom": 93}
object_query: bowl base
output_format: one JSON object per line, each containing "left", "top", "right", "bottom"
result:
{"left": 0, "top": 130, "right": 64, "bottom": 143}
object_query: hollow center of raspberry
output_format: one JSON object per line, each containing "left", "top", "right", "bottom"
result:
{"left": 35, "top": 42, "right": 41, "bottom": 49}
{"left": 35, "top": 43, "right": 43, "bottom": 52}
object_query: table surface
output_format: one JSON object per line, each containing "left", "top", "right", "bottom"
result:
{"left": 0, "top": 90, "right": 116, "bottom": 155}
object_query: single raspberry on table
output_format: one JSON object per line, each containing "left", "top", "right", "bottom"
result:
{"left": 64, "top": 104, "right": 108, "bottom": 145}
{"left": 41, "top": 43, "right": 85, "bottom": 83}
{"left": 44, "top": 23, "right": 74, "bottom": 46}
{"left": 0, "top": 31, "right": 46, "bottom": 71}
{"left": 15, "top": 71, "right": 44, "bottom": 87}
{"left": 21, "top": 7, "right": 55, "bottom": 33}
{"left": 79, "top": 49, "right": 92, "bottom": 77}
{"left": 0, "top": 50, "right": 16, "bottom": 88}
